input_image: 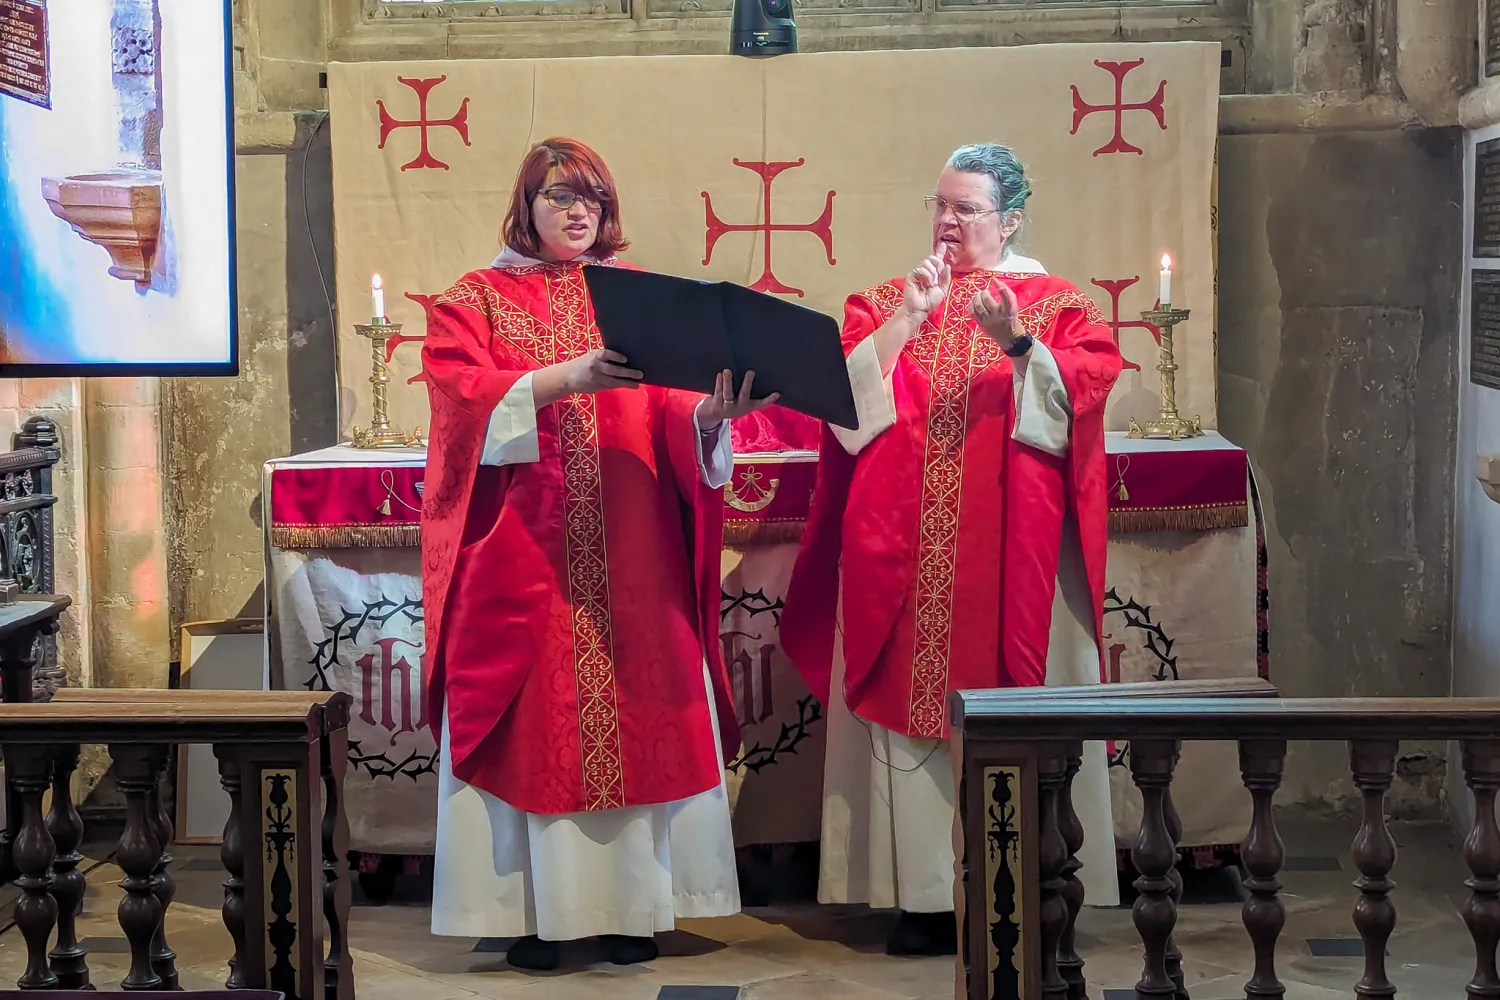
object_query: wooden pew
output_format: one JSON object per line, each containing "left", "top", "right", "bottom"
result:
{"left": 5, "top": 692, "right": 352, "bottom": 1000}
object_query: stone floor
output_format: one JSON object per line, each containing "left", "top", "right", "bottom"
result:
{"left": 0, "top": 818, "right": 1483, "bottom": 998}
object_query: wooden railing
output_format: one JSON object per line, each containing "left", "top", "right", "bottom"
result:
{"left": 1, "top": 690, "right": 353, "bottom": 1000}
{"left": 0, "top": 417, "right": 63, "bottom": 700}
{"left": 951, "top": 691, "right": 1500, "bottom": 1000}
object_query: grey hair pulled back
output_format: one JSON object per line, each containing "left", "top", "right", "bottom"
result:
{"left": 945, "top": 143, "right": 1032, "bottom": 215}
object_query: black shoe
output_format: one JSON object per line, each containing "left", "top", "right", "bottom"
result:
{"left": 506, "top": 935, "right": 560, "bottom": 971}
{"left": 602, "top": 934, "right": 659, "bottom": 965}
{"left": 885, "top": 911, "right": 958, "bottom": 957}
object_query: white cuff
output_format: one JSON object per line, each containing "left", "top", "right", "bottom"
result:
{"left": 1011, "top": 340, "right": 1073, "bottom": 458}
{"left": 692, "top": 401, "right": 733, "bottom": 489}
{"left": 831, "top": 337, "right": 897, "bottom": 456}
{"left": 479, "top": 372, "right": 541, "bottom": 466}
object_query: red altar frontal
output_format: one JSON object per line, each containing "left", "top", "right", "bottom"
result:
{"left": 263, "top": 432, "right": 1266, "bottom": 874}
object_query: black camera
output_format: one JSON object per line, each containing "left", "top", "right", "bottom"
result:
{"left": 730, "top": 0, "right": 797, "bottom": 56}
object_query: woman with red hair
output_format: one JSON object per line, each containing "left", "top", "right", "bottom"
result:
{"left": 422, "top": 138, "right": 773, "bottom": 970}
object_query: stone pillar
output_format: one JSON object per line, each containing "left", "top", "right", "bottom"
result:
{"left": 84, "top": 378, "right": 171, "bottom": 691}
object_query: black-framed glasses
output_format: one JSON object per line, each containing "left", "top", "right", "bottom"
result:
{"left": 924, "top": 195, "right": 999, "bottom": 223}
{"left": 540, "top": 186, "right": 606, "bottom": 212}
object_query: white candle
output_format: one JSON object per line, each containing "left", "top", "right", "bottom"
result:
{"left": 1159, "top": 254, "right": 1172, "bottom": 307}
{"left": 372, "top": 274, "right": 386, "bottom": 322}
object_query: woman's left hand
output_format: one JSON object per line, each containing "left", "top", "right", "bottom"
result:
{"left": 970, "top": 282, "right": 1023, "bottom": 351}
{"left": 699, "top": 369, "right": 780, "bottom": 425}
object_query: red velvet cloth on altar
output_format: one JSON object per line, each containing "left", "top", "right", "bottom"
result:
{"left": 1104, "top": 434, "right": 1249, "bottom": 533}
{"left": 269, "top": 465, "right": 425, "bottom": 548}
{"left": 266, "top": 433, "right": 1250, "bottom": 547}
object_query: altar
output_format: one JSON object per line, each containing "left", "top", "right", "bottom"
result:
{"left": 263, "top": 430, "right": 1266, "bottom": 880}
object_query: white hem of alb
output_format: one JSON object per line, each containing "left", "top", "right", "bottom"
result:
{"left": 429, "top": 662, "right": 740, "bottom": 940}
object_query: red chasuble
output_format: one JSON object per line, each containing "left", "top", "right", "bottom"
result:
{"left": 780, "top": 271, "right": 1123, "bottom": 741}
{"left": 421, "top": 261, "right": 739, "bottom": 815}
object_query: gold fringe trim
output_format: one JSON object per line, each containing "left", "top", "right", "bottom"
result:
{"left": 724, "top": 519, "right": 806, "bottom": 546}
{"left": 271, "top": 523, "right": 421, "bottom": 550}
{"left": 1109, "top": 505, "right": 1249, "bottom": 535}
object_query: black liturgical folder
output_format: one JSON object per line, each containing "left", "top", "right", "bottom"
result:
{"left": 582, "top": 266, "right": 857, "bottom": 430}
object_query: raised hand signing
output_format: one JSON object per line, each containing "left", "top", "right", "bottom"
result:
{"left": 970, "top": 279, "right": 1024, "bottom": 352}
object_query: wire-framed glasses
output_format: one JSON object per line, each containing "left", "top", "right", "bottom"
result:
{"left": 924, "top": 195, "right": 1000, "bottom": 223}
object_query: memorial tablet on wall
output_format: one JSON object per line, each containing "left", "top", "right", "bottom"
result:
{"left": 0, "top": 0, "right": 48, "bottom": 109}
{"left": 1489, "top": 0, "right": 1500, "bottom": 77}
{"left": 1472, "top": 271, "right": 1500, "bottom": 391}
{"left": 1478, "top": 140, "right": 1500, "bottom": 259}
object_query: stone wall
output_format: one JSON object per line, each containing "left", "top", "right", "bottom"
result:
{"left": 1219, "top": 128, "right": 1462, "bottom": 814}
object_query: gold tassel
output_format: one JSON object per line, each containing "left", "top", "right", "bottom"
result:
{"left": 378, "top": 497, "right": 392, "bottom": 516}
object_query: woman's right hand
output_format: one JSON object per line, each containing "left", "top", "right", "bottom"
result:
{"left": 564, "top": 349, "right": 643, "bottom": 394}
{"left": 900, "top": 251, "right": 951, "bottom": 322}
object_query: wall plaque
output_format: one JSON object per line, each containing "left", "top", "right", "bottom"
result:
{"left": 1490, "top": 0, "right": 1500, "bottom": 77}
{"left": 1472, "top": 271, "right": 1500, "bottom": 391}
{"left": 1477, "top": 140, "right": 1500, "bottom": 258}
{"left": 0, "top": 0, "right": 47, "bottom": 109}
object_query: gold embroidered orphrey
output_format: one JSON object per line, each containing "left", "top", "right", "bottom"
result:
{"left": 548, "top": 266, "right": 627, "bottom": 810}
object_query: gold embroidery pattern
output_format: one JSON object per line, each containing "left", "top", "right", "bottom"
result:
{"left": 436, "top": 279, "right": 553, "bottom": 366}
{"left": 905, "top": 290, "right": 978, "bottom": 739}
{"left": 856, "top": 282, "right": 905, "bottom": 326}
{"left": 548, "top": 266, "right": 626, "bottom": 811}
{"left": 1016, "top": 288, "right": 1107, "bottom": 340}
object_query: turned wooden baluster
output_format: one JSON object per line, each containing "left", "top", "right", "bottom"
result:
{"left": 1349, "top": 739, "right": 1398, "bottom": 999}
{"left": 1038, "top": 745, "right": 1072, "bottom": 1000}
{"left": 111, "top": 744, "right": 164, "bottom": 990}
{"left": 1056, "top": 743, "right": 1089, "bottom": 1000}
{"left": 1130, "top": 738, "right": 1181, "bottom": 999}
{"left": 1239, "top": 738, "right": 1288, "bottom": 999}
{"left": 1461, "top": 738, "right": 1500, "bottom": 999}
{"left": 5, "top": 744, "right": 58, "bottom": 989}
{"left": 47, "top": 742, "right": 90, "bottom": 989}
{"left": 1162, "top": 748, "right": 1187, "bottom": 1000}
{"left": 215, "top": 746, "right": 249, "bottom": 989}
{"left": 148, "top": 746, "right": 180, "bottom": 988}
{"left": 322, "top": 723, "right": 355, "bottom": 1000}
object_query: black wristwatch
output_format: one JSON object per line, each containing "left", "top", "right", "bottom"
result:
{"left": 1004, "top": 333, "right": 1034, "bottom": 358}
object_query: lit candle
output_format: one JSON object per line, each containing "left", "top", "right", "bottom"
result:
{"left": 1159, "top": 254, "right": 1172, "bottom": 307}
{"left": 372, "top": 274, "right": 385, "bottom": 323}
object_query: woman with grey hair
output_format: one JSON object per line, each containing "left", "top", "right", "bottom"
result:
{"left": 783, "top": 143, "right": 1123, "bottom": 958}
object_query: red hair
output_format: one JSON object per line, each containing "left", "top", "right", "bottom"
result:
{"left": 501, "top": 137, "right": 630, "bottom": 260}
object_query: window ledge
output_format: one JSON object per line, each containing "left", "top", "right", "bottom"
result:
{"left": 332, "top": 5, "right": 1245, "bottom": 60}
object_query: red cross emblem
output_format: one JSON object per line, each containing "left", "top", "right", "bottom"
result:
{"left": 376, "top": 76, "right": 472, "bottom": 172}
{"left": 1070, "top": 59, "right": 1168, "bottom": 157}
{"left": 702, "top": 158, "right": 836, "bottom": 298}
{"left": 1089, "top": 277, "right": 1160, "bottom": 373}
{"left": 386, "top": 291, "right": 438, "bottom": 384}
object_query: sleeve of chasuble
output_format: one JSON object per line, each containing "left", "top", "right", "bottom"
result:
{"left": 829, "top": 293, "right": 898, "bottom": 456}
{"left": 423, "top": 296, "right": 535, "bottom": 456}
{"left": 1010, "top": 300, "right": 1123, "bottom": 458}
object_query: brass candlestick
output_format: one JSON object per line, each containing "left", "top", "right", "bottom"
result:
{"left": 350, "top": 320, "right": 423, "bottom": 449}
{"left": 1127, "top": 307, "right": 1203, "bottom": 441}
